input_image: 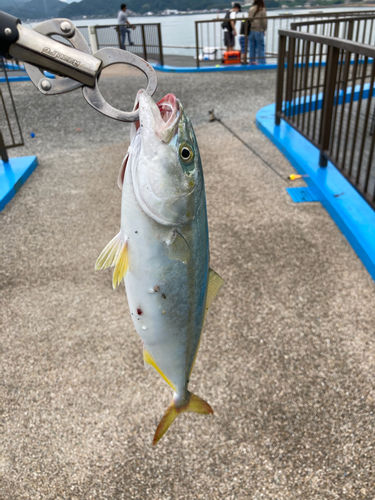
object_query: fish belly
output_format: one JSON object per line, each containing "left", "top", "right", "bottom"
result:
{"left": 122, "top": 180, "right": 208, "bottom": 396}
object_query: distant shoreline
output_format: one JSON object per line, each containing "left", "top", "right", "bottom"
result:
{"left": 23, "top": 4, "right": 375, "bottom": 24}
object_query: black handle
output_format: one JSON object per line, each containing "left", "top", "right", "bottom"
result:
{"left": 0, "top": 11, "right": 20, "bottom": 58}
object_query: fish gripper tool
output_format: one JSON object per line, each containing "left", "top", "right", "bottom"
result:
{"left": 0, "top": 11, "right": 158, "bottom": 122}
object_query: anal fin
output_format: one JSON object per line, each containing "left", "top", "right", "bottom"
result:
{"left": 143, "top": 350, "right": 176, "bottom": 391}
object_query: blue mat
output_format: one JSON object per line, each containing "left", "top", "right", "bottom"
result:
{"left": 151, "top": 62, "right": 276, "bottom": 73}
{"left": 0, "top": 71, "right": 56, "bottom": 83}
{"left": 0, "top": 156, "right": 39, "bottom": 211}
{"left": 286, "top": 187, "right": 321, "bottom": 203}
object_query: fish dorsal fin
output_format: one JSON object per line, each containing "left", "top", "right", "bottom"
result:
{"left": 95, "top": 232, "right": 128, "bottom": 289}
{"left": 165, "top": 229, "right": 191, "bottom": 264}
{"left": 205, "top": 268, "right": 224, "bottom": 313}
{"left": 143, "top": 350, "right": 176, "bottom": 391}
{"left": 189, "top": 268, "right": 224, "bottom": 378}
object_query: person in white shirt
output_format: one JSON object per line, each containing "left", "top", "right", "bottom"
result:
{"left": 223, "top": 3, "right": 242, "bottom": 52}
{"left": 117, "top": 4, "right": 134, "bottom": 49}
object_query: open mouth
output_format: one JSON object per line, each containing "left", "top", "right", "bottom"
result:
{"left": 134, "top": 93, "right": 179, "bottom": 136}
{"left": 156, "top": 93, "right": 179, "bottom": 141}
{"left": 157, "top": 93, "right": 179, "bottom": 125}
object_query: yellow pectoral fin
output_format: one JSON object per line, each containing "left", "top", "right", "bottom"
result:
{"left": 165, "top": 230, "right": 191, "bottom": 264}
{"left": 112, "top": 242, "right": 128, "bottom": 289}
{"left": 95, "top": 232, "right": 128, "bottom": 289}
{"left": 143, "top": 350, "right": 176, "bottom": 391}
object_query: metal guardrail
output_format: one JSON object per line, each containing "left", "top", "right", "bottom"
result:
{"left": 290, "top": 15, "right": 375, "bottom": 85}
{"left": 195, "top": 10, "right": 375, "bottom": 68}
{"left": 0, "top": 58, "right": 24, "bottom": 72}
{"left": 0, "top": 58, "right": 24, "bottom": 162}
{"left": 77, "top": 26, "right": 90, "bottom": 47}
{"left": 275, "top": 29, "right": 375, "bottom": 209}
{"left": 291, "top": 15, "right": 375, "bottom": 46}
{"left": 79, "top": 24, "right": 164, "bottom": 66}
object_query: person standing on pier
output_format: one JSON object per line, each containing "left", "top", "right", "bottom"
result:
{"left": 118, "top": 4, "right": 134, "bottom": 49}
{"left": 248, "top": 0, "right": 267, "bottom": 65}
{"left": 239, "top": 18, "right": 251, "bottom": 64}
{"left": 222, "top": 3, "right": 242, "bottom": 52}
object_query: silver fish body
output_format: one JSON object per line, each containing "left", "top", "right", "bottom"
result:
{"left": 96, "top": 90, "right": 223, "bottom": 444}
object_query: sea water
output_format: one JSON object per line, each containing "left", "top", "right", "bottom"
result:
{"left": 29, "top": 7, "right": 374, "bottom": 57}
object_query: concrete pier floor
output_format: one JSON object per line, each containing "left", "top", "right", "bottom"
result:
{"left": 1, "top": 68, "right": 374, "bottom": 499}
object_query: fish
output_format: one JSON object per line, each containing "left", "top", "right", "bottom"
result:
{"left": 96, "top": 90, "right": 224, "bottom": 445}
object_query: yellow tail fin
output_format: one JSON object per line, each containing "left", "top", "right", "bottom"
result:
{"left": 153, "top": 392, "right": 213, "bottom": 446}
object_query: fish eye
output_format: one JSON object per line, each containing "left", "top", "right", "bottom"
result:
{"left": 179, "top": 143, "right": 194, "bottom": 164}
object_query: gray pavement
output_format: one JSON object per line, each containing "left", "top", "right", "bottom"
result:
{"left": 1, "top": 69, "right": 375, "bottom": 500}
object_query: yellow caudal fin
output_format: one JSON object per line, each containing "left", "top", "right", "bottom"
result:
{"left": 153, "top": 392, "right": 213, "bottom": 446}
{"left": 95, "top": 232, "right": 128, "bottom": 289}
{"left": 153, "top": 403, "right": 179, "bottom": 446}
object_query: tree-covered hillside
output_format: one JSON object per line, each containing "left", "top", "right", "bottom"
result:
{"left": 59, "top": 0, "right": 230, "bottom": 17}
{"left": 0, "top": 0, "right": 28, "bottom": 10}
{"left": 2, "top": 0, "right": 67, "bottom": 20}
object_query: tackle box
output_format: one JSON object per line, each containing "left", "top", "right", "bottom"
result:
{"left": 222, "top": 50, "right": 241, "bottom": 65}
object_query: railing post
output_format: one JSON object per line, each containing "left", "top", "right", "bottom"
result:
{"left": 339, "top": 20, "right": 353, "bottom": 91}
{"left": 115, "top": 25, "right": 121, "bottom": 49}
{"left": 89, "top": 25, "right": 99, "bottom": 53}
{"left": 0, "top": 130, "right": 9, "bottom": 163}
{"left": 244, "top": 18, "right": 249, "bottom": 65}
{"left": 275, "top": 34, "right": 287, "bottom": 125}
{"left": 141, "top": 24, "right": 147, "bottom": 61}
{"left": 333, "top": 20, "right": 339, "bottom": 37}
{"left": 319, "top": 45, "right": 340, "bottom": 166}
{"left": 285, "top": 36, "right": 296, "bottom": 119}
{"left": 195, "top": 21, "right": 200, "bottom": 69}
{"left": 347, "top": 19, "right": 354, "bottom": 41}
{"left": 157, "top": 24, "right": 164, "bottom": 67}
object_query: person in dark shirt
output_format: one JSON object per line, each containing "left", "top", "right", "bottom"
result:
{"left": 223, "top": 3, "right": 242, "bottom": 52}
{"left": 117, "top": 4, "right": 134, "bottom": 49}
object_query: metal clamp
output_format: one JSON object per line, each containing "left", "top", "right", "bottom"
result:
{"left": 24, "top": 18, "right": 92, "bottom": 95}
{"left": 8, "top": 16, "right": 158, "bottom": 121}
{"left": 0, "top": 11, "right": 20, "bottom": 58}
{"left": 82, "top": 48, "right": 157, "bottom": 122}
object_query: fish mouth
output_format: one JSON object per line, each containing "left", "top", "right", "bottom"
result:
{"left": 155, "top": 93, "right": 180, "bottom": 142}
{"left": 134, "top": 91, "right": 180, "bottom": 142}
{"left": 157, "top": 93, "right": 179, "bottom": 130}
